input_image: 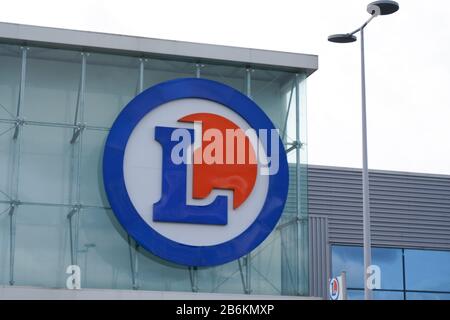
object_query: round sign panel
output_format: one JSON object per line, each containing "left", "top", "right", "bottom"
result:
{"left": 103, "top": 78, "right": 289, "bottom": 266}
{"left": 330, "top": 278, "right": 340, "bottom": 300}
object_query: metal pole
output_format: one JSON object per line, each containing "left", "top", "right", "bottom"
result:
{"left": 17, "top": 47, "right": 27, "bottom": 118}
{"left": 294, "top": 74, "right": 301, "bottom": 295}
{"left": 341, "top": 271, "right": 348, "bottom": 300}
{"left": 9, "top": 205, "right": 16, "bottom": 285}
{"left": 186, "top": 62, "right": 203, "bottom": 293}
{"left": 67, "top": 208, "right": 76, "bottom": 265}
{"left": 237, "top": 68, "right": 253, "bottom": 294}
{"left": 8, "top": 47, "right": 27, "bottom": 285}
{"left": 360, "top": 27, "right": 372, "bottom": 300}
{"left": 126, "top": 57, "right": 144, "bottom": 290}
{"left": 195, "top": 64, "right": 201, "bottom": 79}
{"left": 139, "top": 59, "right": 144, "bottom": 93}
{"left": 13, "top": 47, "right": 27, "bottom": 139}
{"left": 128, "top": 235, "right": 139, "bottom": 290}
{"left": 73, "top": 53, "right": 87, "bottom": 266}
{"left": 245, "top": 68, "right": 252, "bottom": 294}
{"left": 246, "top": 68, "right": 252, "bottom": 99}
{"left": 281, "top": 80, "right": 295, "bottom": 141}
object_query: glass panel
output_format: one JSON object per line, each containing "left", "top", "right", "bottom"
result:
{"left": 374, "top": 290, "right": 404, "bottom": 300}
{"left": 200, "top": 64, "right": 245, "bottom": 93}
{"left": 18, "top": 125, "right": 73, "bottom": 204}
{"left": 347, "top": 289, "right": 404, "bottom": 300}
{"left": 0, "top": 40, "right": 16, "bottom": 284}
{"left": 406, "top": 292, "right": 450, "bottom": 300}
{"left": 252, "top": 69, "right": 294, "bottom": 131}
{"left": 251, "top": 230, "right": 282, "bottom": 295}
{"left": 373, "top": 247, "right": 404, "bottom": 290}
{"left": 138, "top": 229, "right": 285, "bottom": 295}
{"left": 197, "top": 262, "right": 243, "bottom": 294}
{"left": 405, "top": 249, "right": 450, "bottom": 292}
{"left": 13, "top": 204, "right": 71, "bottom": 288}
{"left": 332, "top": 245, "right": 404, "bottom": 290}
{"left": 0, "top": 43, "right": 21, "bottom": 119}
{"left": 139, "top": 229, "right": 284, "bottom": 295}
{"left": 77, "top": 208, "right": 132, "bottom": 289}
{"left": 137, "top": 248, "right": 191, "bottom": 292}
{"left": 0, "top": 202, "right": 10, "bottom": 285}
{"left": 0, "top": 122, "right": 14, "bottom": 201}
{"left": 347, "top": 289, "right": 365, "bottom": 300}
{"left": 80, "top": 129, "right": 109, "bottom": 207}
{"left": 23, "top": 47, "right": 80, "bottom": 124}
{"left": 332, "top": 246, "right": 364, "bottom": 289}
{"left": 279, "top": 216, "right": 300, "bottom": 295}
{"left": 84, "top": 53, "right": 138, "bottom": 128}
{"left": 144, "top": 58, "right": 194, "bottom": 90}
{"left": 284, "top": 167, "right": 298, "bottom": 219}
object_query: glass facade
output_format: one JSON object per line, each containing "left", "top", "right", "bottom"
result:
{"left": 332, "top": 245, "right": 450, "bottom": 300}
{"left": 0, "top": 42, "right": 308, "bottom": 295}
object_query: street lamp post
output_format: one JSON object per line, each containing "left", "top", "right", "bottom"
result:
{"left": 328, "top": 1, "right": 399, "bottom": 300}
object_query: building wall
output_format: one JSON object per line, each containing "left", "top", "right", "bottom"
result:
{"left": 307, "top": 165, "right": 450, "bottom": 298}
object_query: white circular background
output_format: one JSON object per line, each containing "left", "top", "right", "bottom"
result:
{"left": 123, "top": 98, "right": 269, "bottom": 246}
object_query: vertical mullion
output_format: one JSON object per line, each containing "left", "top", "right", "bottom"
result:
{"left": 129, "top": 58, "right": 145, "bottom": 290}
{"left": 402, "top": 249, "right": 407, "bottom": 300}
{"left": 139, "top": 58, "right": 144, "bottom": 93}
{"left": 9, "top": 47, "right": 28, "bottom": 286}
{"left": 74, "top": 52, "right": 87, "bottom": 266}
{"left": 295, "top": 74, "right": 301, "bottom": 295}
{"left": 68, "top": 52, "right": 87, "bottom": 268}
{"left": 187, "top": 63, "right": 202, "bottom": 293}
{"left": 195, "top": 63, "right": 201, "bottom": 79}
{"left": 244, "top": 68, "right": 252, "bottom": 294}
{"left": 8, "top": 205, "right": 16, "bottom": 285}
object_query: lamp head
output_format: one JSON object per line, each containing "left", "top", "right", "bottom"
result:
{"left": 367, "top": 1, "right": 399, "bottom": 16}
{"left": 328, "top": 34, "right": 357, "bottom": 44}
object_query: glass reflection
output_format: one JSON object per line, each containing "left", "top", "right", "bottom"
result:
{"left": 347, "top": 289, "right": 404, "bottom": 300}
{"left": 406, "top": 292, "right": 450, "bottom": 300}
{"left": 332, "top": 245, "right": 403, "bottom": 290}
{"left": 405, "top": 249, "right": 450, "bottom": 292}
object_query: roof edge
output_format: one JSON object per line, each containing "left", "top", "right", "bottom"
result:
{"left": 0, "top": 21, "right": 318, "bottom": 76}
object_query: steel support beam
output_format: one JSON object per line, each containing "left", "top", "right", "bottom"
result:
{"left": 8, "top": 203, "right": 17, "bottom": 285}
{"left": 13, "top": 47, "right": 27, "bottom": 140}
{"left": 188, "top": 267, "right": 199, "bottom": 292}
{"left": 281, "top": 80, "right": 296, "bottom": 141}
{"left": 70, "top": 53, "right": 87, "bottom": 144}
{"left": 238, "top": 68, "right": 254, "bottom": 295}
{"left": 360, "top": 27, "right": 373, "bottom": 301}
{"left": 195, "top": 63, "right": 203, "bottom": 79}
{"left": 127, "top": 57, "right": 145, "bottom": 290}
{"left": 139, "top": 58, "right": 145, "bottom": 93}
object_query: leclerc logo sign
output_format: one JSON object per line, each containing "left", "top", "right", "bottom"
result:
{"left": 103, "top": 78, "right": 289, "bottom": 266}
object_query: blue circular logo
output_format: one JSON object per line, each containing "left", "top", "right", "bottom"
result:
{"left": 103, "top": 78, "right": 289, "bottom": 266}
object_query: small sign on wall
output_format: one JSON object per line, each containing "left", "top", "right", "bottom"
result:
{"left": 329, "top": 272, "right": 347, "bottom": 300}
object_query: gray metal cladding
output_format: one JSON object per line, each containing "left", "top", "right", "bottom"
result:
{"left": 307, "top": 165, "right": 450, "bottom": 250}
{"left": 308, "top": 215, "right": 330, "bottom": 299}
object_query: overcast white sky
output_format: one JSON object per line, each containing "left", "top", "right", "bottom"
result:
{"left": 1, "top": 0, "right": 449, "bottom": 175}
